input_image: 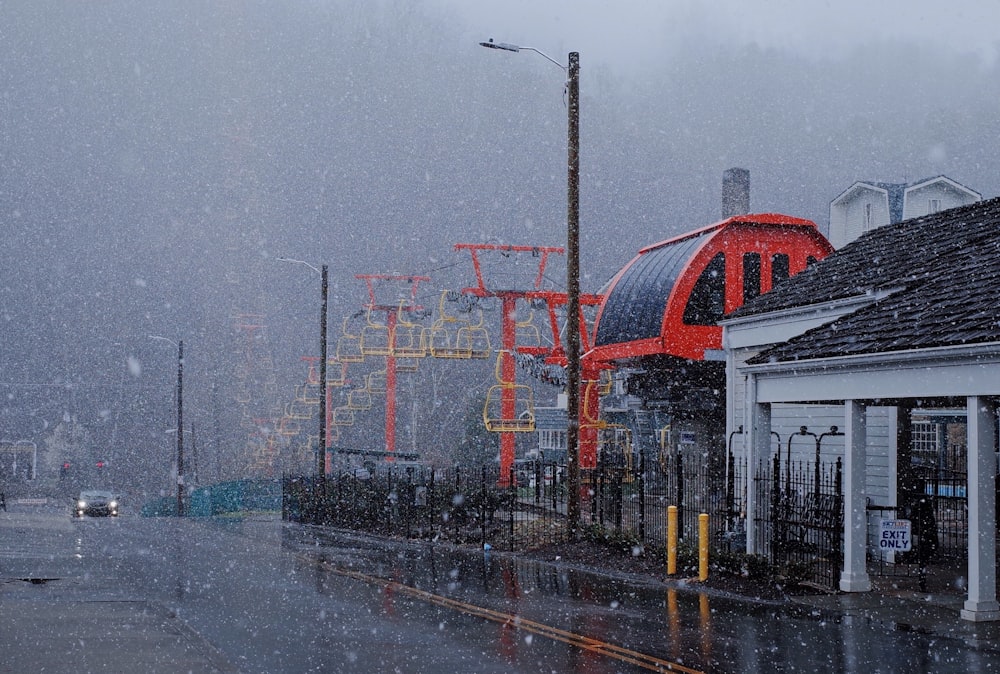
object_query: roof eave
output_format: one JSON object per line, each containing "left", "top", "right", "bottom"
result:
{"left": 740, "top": 341, "right": 1000, "bottom": 376}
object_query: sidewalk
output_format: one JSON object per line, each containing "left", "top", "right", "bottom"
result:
{"left": 790, "top": 573, "right": 1000, "bottom": 652}
{"left": 0, "top": 504, "right": 236, "bottom": 674}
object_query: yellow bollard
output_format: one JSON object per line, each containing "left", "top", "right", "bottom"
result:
{"left": 698, "top": 513, "right": 709, "bottom": 581}
{"left": 667, "top": 505, "right": 678, "bottom": 575}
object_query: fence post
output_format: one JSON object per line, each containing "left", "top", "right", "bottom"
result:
{"left": 508, "top": 467, "right": 516, "bottom": 550}
{"left": 667, "top": 504, "right": 678, "bottom": 575}
{"left": 698, "top": 513, "right": 709, "bottom": 581}
{"left": 638, "top": 448, "right": 646, "bottom": 542}
{"left": 676, "top": 451, "right": 685, "bottom": 540}
{"left": 771, "top": 453, "right": 783, "bottom": 558}
{"left": 726, "top": 449, "right": 736, "bottom": 530}
{"left": 480, "top": 465, "right": 487, "bottom": 549}
{"left": 428, "top": 469, "right": 435, "bottom": 536}
{"left": 405, "top": 468, "right": 413, "bottom": 540}
{"left": 455, "top": 467, "right": 461, "bottom": 540}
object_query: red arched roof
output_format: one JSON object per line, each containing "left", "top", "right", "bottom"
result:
{"left": 589, "top": 214, "right": 832, "bottom": 363}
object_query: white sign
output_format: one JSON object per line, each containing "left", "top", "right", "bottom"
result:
{"left": 879, "top": 519, "right": 912, "bottom": 552}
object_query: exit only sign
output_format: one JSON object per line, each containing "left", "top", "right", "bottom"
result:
{"left": 879, "top": 519, "right": 912, "bottom": 552}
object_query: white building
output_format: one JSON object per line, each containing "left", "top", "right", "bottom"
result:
{"left": 828, "top": 176, "right": 980, "bottom": 248}
{"left": 723, "top": 197, "right": 1000, "bottom": 621}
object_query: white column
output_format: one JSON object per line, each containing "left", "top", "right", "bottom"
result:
{"left": 961, "top": 396, "right": 1000, "bottom": 621}
{"left": 840, "top": 399, "right": 871, "bottom": 592}
{"left": 744, "top": 374, "right": 769, "bottom": 555}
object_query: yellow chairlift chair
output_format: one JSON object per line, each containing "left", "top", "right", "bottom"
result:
{"left": 347, "top": 387, "right": 373, "bottom": 411}
{"left": 483, "top": 351, "right": 535, "bottom": 432}
{"left": 331, "top": 406, "right": 355, "bottom": 426}
{"left": 429, "top": 291, "right": 472, "bottom": 358}
{"left": 337, "top": 316, "right": 365, "bottom": 363}
{"left": 359, "top": 308, "right": 391, "bottom": 357}
{"left": 391, "top": 301, "right": 428, "bottom": 358}
{"left": 455, "top": 309, "right": 491, "bottom": 359}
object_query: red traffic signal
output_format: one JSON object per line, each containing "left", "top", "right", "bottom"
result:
{"left": 96, "top": 461, "right": 105, "bottom": 469}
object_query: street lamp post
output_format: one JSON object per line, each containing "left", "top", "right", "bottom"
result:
{"left": 480, "top": 40, "right": 582, "bottom": 536}
{"left": 150, "top": 335, "right": 184, "bottom": 517}
{"left": 277, "top": 258, "right": 329, "bottom": 482}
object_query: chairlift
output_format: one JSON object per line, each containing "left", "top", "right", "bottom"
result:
{"left": 360, "top": 308, "right": 392, "bottom": 357}
{"left": 326, "top": 357, "right": 348, "bottom": 387}
{"left": 285, "top": 400, "right": 313, "bottom": 420}
{"left": 331, "top": 406, "right": 355, "bottom": 426}
{"left": 429, "top": 291, "right": 473, "bottom": 358}
{"left": 278, "top": 416, "right": 301, "bottom": 436}
{"left": 483, "top": 386, "right": 536, "bottom": 432}
{"left": 367, "top": 369, "right": 387, "bottom": 394}
{"left": 347, "top": 387, "right": 372, "bottom": 410}
{"left": 515, "top": 306, "right": 541, "bottom": 347}
{"left": 455, "top": 309, "right": 491, "bottom": 359}
{"left": 295, "top": 383, "right": 321, "bottom": 405}
{"left": 482, "top": 351, "right": 535, "bottom": 432}
{"left": 391, "top": 301, "right": 428, "bottom": 357}
{"left": 337, "top": 317, "right": 365, "bottom": 363}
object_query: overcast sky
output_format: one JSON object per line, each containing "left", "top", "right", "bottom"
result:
{"left": 433, "top": 0, "right": 1000, "bottom": 72}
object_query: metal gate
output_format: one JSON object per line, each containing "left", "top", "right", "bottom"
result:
{"left": 754, "top": 455, "right": 843, "bottom": 590}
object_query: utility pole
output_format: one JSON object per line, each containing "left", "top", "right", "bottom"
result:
{"left": 319, "top": 264, "right": 329, "bottom": 482}
{"left": 176, "top": 339, "right": 184, "bottom": 517}
{"left": 565, "top": 51, "right": 581, "bottom": 538}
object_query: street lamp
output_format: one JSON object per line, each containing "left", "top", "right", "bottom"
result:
{"left": 479, "top": 39, "right": 582, "bottom": 536}
{"left": 150, "top": 335, "right": 184, "bottom": 517}
{"left": 277, "top": 257, "right": 329, "bottom": 482}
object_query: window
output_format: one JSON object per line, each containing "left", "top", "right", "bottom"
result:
{"left": 742, "top": 252, "right": 761, "bottom": 303}
{"left": 539, "top": 429, "right": 566, "bottom": 451}
{"left": 928, "top": 198, "right": 941, "bottom": 214}
{"left": 683, "top": 252, "right": 726, "bottom": 325}
{"left": 771, "top": 253, "right": 790, "bottom": 287}
{"left": 863, "top": 202, "right": 874, "bottom": 232}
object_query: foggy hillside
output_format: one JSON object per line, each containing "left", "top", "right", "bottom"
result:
{"left": 2, "top": 1, "right": 998, "bottom": 489}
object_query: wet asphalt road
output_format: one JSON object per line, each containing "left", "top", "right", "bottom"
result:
{"left": 5, "top": 507, "right": 1000, "bottom": 672}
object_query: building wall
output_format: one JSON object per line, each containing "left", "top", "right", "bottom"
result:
{"left": 829, "top": 188, "right": 889, "bottom": 249}
{"left": 902, "top": 181, "right": 980, "bottom": 221}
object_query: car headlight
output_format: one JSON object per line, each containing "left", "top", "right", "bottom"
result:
{"left": 109, "top": 500, "right": 118, "bottom": 509}
{"left": 77, "top": 500, "right": 87, "bottom": 508}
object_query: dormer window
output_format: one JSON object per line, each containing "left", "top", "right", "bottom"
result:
{"left": 928, "top": 198, "right": 941, "bottom": 214}
{"left": 863, "top": 203, "right": 874, "bottom": 232}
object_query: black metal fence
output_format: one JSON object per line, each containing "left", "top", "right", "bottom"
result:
{"left": 753, "top": 454, "right": 843, "bottom": 589}
{"left": 283, "top": 453, "right": 738, "bottom": 556}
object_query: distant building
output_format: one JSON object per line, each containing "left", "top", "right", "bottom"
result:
{"left": 530, "top": 398, "right": 568, "bottom": 463}
{"left": 828, "top": 176, "right": 981, "bottom": 248}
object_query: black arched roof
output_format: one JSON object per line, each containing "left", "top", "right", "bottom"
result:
{"left": 594, "top": 229, "right": 711, "bottom": 346}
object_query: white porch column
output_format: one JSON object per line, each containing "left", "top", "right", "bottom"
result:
{"left": 961, "top": 396, "right": 999, "bottom": 621}
{"left": 744, "top": 374, "right": 769, "bottom": 555}
{"left": 840, "top": 399, "right": 871, "bottom": 592}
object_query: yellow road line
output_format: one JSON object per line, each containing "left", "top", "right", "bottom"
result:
{"left": 303, "top": 553, "right": 703, "bottom": 674}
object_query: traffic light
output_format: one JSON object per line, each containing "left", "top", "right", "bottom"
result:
{"left": 96, "top": 460, "right": 105, "bottom": 470}
{"left": 60, "top": 462, "right": 71, "bottom": 479}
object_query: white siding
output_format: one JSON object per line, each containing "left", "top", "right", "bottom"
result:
{"left": 902, "top": 181, "right": 980, "bottom": 221}
{"left": 829, "top": 188, "right": 889, "bottom": 248}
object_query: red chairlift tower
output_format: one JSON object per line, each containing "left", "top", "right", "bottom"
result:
{"left": 518, "top": 290, "right": 607, "bottom": 470}
{"left": 354, "top": 273, "right": 431, "bottom": 461}
{"left": 454, "top": 243, "right": 566, "bottom": 485}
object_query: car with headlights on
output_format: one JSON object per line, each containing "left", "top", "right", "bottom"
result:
{"left": 74, "top": 490, "right": 119, "bottom": 517}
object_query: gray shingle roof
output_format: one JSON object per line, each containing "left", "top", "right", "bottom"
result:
{"left": 742, "top": 197, "right": 1000, "bottom": 364}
